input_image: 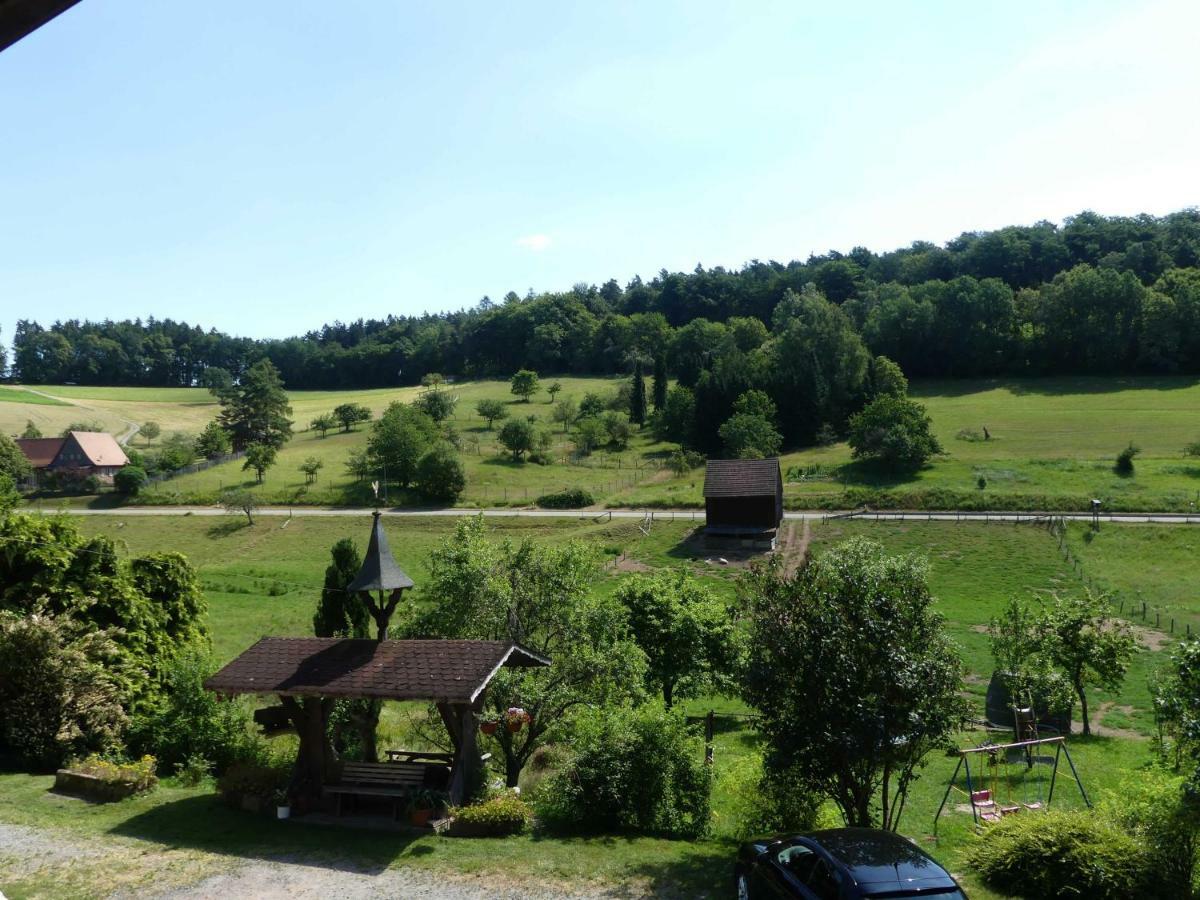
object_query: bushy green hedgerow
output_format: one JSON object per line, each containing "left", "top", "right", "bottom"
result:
{"left": 965, "top": 810, "right": 1152, "bottom": 900}
{"left": 533, "top": 702, "right": 710, "bottom": 839}
{"left": 535, "top": 487, "right": 596, "bottom": 509}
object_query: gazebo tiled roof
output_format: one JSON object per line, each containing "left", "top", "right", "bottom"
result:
{"left": 204, "top": 638, "right": 548, "bottom": 703}
{"left": 346, "top": 511, "right": 414, "bottom": 593}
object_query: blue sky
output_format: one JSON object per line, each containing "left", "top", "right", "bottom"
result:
{"left": 1, "top": 0, "right": 1198, "bottom": 350}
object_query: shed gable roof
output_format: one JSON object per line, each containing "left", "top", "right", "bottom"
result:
{"left": 15, "top": 437, "right": 65, "bottom": 468}
{"left": 703, "top": 458, "right": 781, "bottom": 498}
{"left": 203, "top": 638, "right": 549, "bottom": 703}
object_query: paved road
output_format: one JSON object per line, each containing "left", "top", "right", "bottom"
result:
{"left": 32, "top": 504, "right": 1200, "bottom": 525}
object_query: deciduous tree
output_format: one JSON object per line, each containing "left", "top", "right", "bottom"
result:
{"left": 615, "top": 571, "right": 737, "bottom": 706}
{"left": 242, "top": 443, "right": 277, "bottom": 483}
{"left": 498, "top": 418, "right": 536, "bottom": 461}
{"left": 741, "top": 538, "right": 969, "bottom": 829}
{"left": 510, "top": 369, "right": 540, "bottom": 402}
{"left": 414, "top": 516, "right": 646, "bottom": 787}
{"left": 475, "top": 398, "right": 508, "bottom": 430}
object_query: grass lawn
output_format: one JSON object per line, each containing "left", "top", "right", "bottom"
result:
{"left": 5, "top": 513, "right": 1187, "bottom": 897}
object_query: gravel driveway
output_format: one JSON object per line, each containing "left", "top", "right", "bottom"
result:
{"left": 0, "top": 824, "right": 644, "bottom": 900}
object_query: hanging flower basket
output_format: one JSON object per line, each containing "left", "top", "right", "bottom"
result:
{"left": 504, "top": 707, "right": 531, "bottom": 733}
{"left": 480, "top": 720, "right": 499, "bottom": 736}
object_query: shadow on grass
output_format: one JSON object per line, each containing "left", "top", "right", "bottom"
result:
{"left": 911, "top": 375, "right": 1200, "bottom": 399}
{"left": 205, "top": 520, "right": 251, "bottom": 538}
{"left": 108, "top": 794, "right": 421, "bottom": 875}
{"left": 526, "top": 832, "right": 735, "bottom": 899}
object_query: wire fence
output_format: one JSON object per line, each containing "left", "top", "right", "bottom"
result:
{"left": 1043, "top": 516, "right": 1196, "bottom": 641}
{"left": 143, "top": 450, "right": 246, "bottom": 487}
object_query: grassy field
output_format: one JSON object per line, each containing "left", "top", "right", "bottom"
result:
{"left": 10, "top": 375, "right": 1200, "bottom": 511}
{"left": 7, "top": 512, "right": 1188, "bottom": 897}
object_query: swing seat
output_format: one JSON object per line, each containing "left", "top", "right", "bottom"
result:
{"left": 1000, "top": 804, "right": 1021, "bottom": 816}
{"left": 970, "top": 789, "right": 992, "bottom": 804}
{"left": 1022, "top": 801, "right": 1043, "bottom": 811}
{"left": 980, "top": 811, "right": 1002, "bottom": 824}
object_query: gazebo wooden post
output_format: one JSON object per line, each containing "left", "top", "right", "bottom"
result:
{"left": 445, "top": 700, "right": 483, "bottom": 806}
{"left": 280, "top": 695, "right": 336, "bottom": 804}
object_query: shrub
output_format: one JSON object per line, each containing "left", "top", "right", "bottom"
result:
{"left": 0, "top": 610, "right": 128, "bottom": 770}
{"left": 114, "top": 465, "right": 148, "bottom": 495}
{"left": 533, "top": 703, "right": 710, "bottom": 839}
{"left": 1185, "top": 441, "right": 1200, "bottom": 458}
{"left": 128, "top": 652, "right": 263, "bottom": 774}
{"left": 70, "top": 754, "right": 158, "bottom": 793}
{"left": 175, "top": 753, "right": 213, "bottom": 786}
{"left": 448, "top": 791, "right": 533, "bottom": 837}
{"left": 415, "top": 444, "right": 466, "bottom": 503}
{"left": 536, "top": 488, "right": 595, "bottom": 509}
{"left": 1102, "top": 770, "right": 1199, "bottom": 898}
{"left": 1115, "top": 442, "right": 1140, "bottom": 475}
{"left": 966, "top": 810, "right": 1152, "bottom": 900}
{"left": 216, "top": 760, "right": 290, "bottom": 803}
{"left": 714, "top": 752, "right": 822, "bottom": 840}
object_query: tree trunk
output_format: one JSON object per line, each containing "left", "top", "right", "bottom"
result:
{"left": 505, "top": 752, "right": 523, "bottom": 789}
{"left": 1077, "top": 678, "right": 1090, "bottom": 736}
{"left": 280, "top": 695, "right": 334, "bottom": 803}
{"left": 662, "top": 681, "right": 673, "bottom": 707}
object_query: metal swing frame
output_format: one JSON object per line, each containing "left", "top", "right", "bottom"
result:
{"left": 933, "top": 736, "right": 1090, "bottom": 835}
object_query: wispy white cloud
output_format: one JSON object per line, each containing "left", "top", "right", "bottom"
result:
{"left": 516, "top": 234, "right": 552, "bottom": 252}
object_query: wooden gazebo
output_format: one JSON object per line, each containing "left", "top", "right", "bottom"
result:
{"left": 205, "top": 637, "right": 549, "bottom": 805}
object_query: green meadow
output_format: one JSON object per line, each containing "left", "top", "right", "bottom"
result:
{"left": 0, "top": 512, "right": 1169, "bottom": 897}
{"left": 9, "top": 375, "right": 1200, "bottom": 512}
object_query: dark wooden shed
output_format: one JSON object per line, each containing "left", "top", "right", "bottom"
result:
{"left": 703, "top": 458, "right": 783, "bottom": 537}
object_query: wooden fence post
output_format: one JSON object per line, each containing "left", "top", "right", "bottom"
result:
{"left": 705, "top": 710, "right": 715, "bottom": 765}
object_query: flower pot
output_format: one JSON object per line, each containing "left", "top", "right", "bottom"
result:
{"left": 506, "top": 720, "right": 522, "bottom": 733}
{"left": 481, "top": 721, "right": 498, "bottom": 736}
{"left": 410, "top": 807, "right": 433, "bottom": 827}
{"left": 277, "top": 806, "right": 291, "bottom": 820}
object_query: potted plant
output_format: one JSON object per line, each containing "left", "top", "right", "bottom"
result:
{"left": 480, "top": 716, "right": 499, "bottom": 736}
{"left": 274, "top": 788, "right": 291, "bottom": 820}
{"left": 408, "top": 788, "right": 443, "bottom": 827}
{"left": 505, "top": 707, "right": 531, "bottom": 733}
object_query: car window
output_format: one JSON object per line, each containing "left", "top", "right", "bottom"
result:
{"left": 801, "top": 858, "right": 839, "bottom": 900}
{"left": 776, "top": 844, "right": 818, "bottom": 882}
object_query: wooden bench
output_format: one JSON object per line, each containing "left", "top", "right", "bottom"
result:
{"left": 324, "top": 761, "right": 426, "bottom": 818}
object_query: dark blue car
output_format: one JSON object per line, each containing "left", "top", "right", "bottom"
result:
{"left": 735, "top": 828, "right": 968, "bottom": 899}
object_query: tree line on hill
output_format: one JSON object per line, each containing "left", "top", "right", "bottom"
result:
{"left": 6, "top": 209, "right": 1200, "bottom": 390}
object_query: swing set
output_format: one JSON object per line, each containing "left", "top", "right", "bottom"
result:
{"left": 933, "top": 736, "right": 1090, "bottom": 834}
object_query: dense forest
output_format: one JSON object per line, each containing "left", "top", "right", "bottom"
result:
{"left": 7, "top": 209, "right": 1200, "bottom": 391}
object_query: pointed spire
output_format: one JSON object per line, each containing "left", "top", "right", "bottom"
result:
{"left": 347, "top": 511, "right": 414, "bottom": 593}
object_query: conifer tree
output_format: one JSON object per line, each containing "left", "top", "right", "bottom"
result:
{"left": 630, "top": 359, "right": 647, "bottom": 426}
{"left": 652, "top": 354, "right": 668, "bottom": 412}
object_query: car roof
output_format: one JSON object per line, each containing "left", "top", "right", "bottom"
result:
{"left": 795, "top": 828, "right": 958, "bottom": 892}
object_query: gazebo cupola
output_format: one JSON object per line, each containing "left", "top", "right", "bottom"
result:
{"left": 348, "top": 511, "right": 415, "bottom": 639}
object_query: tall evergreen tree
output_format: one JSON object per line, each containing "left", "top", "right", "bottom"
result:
{"left": 630, "top": 358, "right": 647, "bottom": 426}
{"left": 216, "top": 359, "right": 293, "bottom": 451}
{"left": 652, "top": 354, "right": 668, "bottom": 412}
{"left": 313, "top": 538, "right": 368, "bottom": 638}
